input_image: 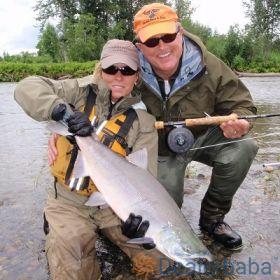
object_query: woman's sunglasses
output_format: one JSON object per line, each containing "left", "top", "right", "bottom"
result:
{"left": 102, "top": 65, "right": 137, "bottom": 76}
{"left": 140, "top": 30, "right": 179, "bottom": 48}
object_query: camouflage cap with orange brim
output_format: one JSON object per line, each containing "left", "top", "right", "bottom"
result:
{"left": 133, "top": 3, "right": 179, "bottom": 43}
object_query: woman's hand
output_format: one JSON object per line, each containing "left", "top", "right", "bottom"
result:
{"left": 48, "top": 133, "right": 59, "bottom": 166}
{"left": 122, "top": 213, "right": 156, "bottom": 250}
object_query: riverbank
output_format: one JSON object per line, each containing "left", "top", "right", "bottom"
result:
{"left": 235, "top": 71, "right": 280, "bottom": 77}
{"left": 0, "top": 61, "right": 279, "bottom": 82}
{"left": 0, "top": 61, "right": 97, "bottom": 82}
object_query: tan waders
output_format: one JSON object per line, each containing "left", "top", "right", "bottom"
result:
{"left": 45, "top": 184, "right": 170, "bottom": 280}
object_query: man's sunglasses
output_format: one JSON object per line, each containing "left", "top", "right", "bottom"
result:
{"left": 140, "top": 30, "right": 179, "bottom": 48}
{"left": 102, "top": 65, "right": 137, "bottom": 76}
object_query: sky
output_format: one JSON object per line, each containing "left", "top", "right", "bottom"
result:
{"left": 0, "top": 0, "right": 250, "bottom": 56}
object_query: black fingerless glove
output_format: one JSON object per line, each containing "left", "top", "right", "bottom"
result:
{"left": 67, "top": 111, "right": 93, "bottom": 137}
{"left": 51, "top": 103, "right": 68, "bottom": 122}
{"left": 51, "top": 103, "right": 93, "bottom": 137}
{"left": 121, "top": 213, "right": 156, "bottom": 250}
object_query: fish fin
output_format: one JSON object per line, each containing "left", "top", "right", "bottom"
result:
{"left": 45, "top": 121, "right": 71, "bottom": 136}
{"left": 72, "top": 152, "right": 90, "bottom": 178}
{"left": 126, "top": 148, "right": 148, "bottom": 170}
{"left": 126, "top": 237, "right": 154, "bottom": 245}
{"left": 85, "top": 192, "right": 108, "bottom": 207}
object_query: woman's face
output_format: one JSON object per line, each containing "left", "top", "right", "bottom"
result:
{"left": 101, "top": 63, "right": 139, "bottom": 102}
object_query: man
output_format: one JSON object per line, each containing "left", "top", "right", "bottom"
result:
{"left": 132, "top": 3, "right": 258, "bottom": 250}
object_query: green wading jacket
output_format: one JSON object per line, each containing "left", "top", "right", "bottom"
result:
{"left": 137, "top": 29, "right": 257, "bottom": 155}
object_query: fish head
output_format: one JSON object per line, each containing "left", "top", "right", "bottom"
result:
{"left": 156, "top": 222, "right": 213, "bottom": 273}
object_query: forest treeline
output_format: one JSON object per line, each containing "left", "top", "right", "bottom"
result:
{"left": 0, "top": 0, "right": 279, "bottom": 81}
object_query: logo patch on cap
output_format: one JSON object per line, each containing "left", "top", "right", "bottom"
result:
{"left": 133, "top": 3, "right": 179, "bottom": 42}
{"left": 143, "top": 8, "right": 160, "bottom": 20}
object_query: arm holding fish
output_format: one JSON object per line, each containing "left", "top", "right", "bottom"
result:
{"left": 122, "top": 109, "right": 158, "bottom": 249}
{"left": 15, "top": 75, "right": 93, "bottom": 156}
{"left": 14, "top": 76, "right": 88, "bottom": 122}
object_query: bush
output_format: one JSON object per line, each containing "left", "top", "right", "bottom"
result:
{"left": 206, "top": 35, "right": 226, "bottom": 61}
{"left": 0, "top": 61, "right": 97, "bottom": 82}
{"left": 233, "top": 55, "right": 246, "bottom": 71}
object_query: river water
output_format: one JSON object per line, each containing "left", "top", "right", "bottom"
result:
{"left": 0, "top": 77, "right": 279, "bottom": 280}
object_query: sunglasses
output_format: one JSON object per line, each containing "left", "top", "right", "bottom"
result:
{"left": 102, "top": 65, "right": 137, "bottom": 76}
{"left": 141, "top": 30, "right": 179, "bottom": 48}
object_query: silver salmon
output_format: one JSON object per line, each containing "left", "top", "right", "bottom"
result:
{"left": 74, "top": 135, "right": 212, "bottom": 273}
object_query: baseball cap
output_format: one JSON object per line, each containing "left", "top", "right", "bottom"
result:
{"left": 134, "top": 3, "right": 179, "bottom": 43}
{"left": 100, "top": 39, "right": 139, "bottom": 71}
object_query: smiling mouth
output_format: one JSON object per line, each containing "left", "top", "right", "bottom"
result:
{"left": 158, "top": 52, "right": 171, "bottom": 58}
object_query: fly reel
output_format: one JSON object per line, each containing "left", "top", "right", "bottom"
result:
{"left": 155, "top": 112, "right": 280, "bottom": 154}
{"left": 167, "top": 126, "right": 195, "bottom": 154}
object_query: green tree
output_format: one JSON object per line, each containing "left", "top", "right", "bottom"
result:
{"left": 34, "top": 0, "right": 77, "bottom": 29}
{"left": 110, "top": 0, "right": 166, "bottom": 40}
{"left": 35, "top": 0, "right": 78, "bottom": 60}
{"left": 181, "top": 18, "right": 212, "bottom": 43}
{"left": 64, "top": 14, "right": 98, "bottom": 61}
{"left": 37, "top": 23, "right": 61, "bottom": 62}
{"left": 224, "top": 25, "right": 242, "bottom": 67}
{"left": 173, "top": 0, "right": 194, "bottom": 21}
{"left": 243, "top": 0, "right": 280, "bottom": 61}
{"left": 240, "top": 32, "right": 254, "bottom": 64}
{"left": 78, "top": 0, "right": 114, "bottom": 37}
{"left": 243, "top": 0, "right": 280, "bottom": 40}
{"left": 34, "top": 0, "right": 157, "bottom": 51}
{"left": 206, "top": 35, "right": 227, "bottom": 61}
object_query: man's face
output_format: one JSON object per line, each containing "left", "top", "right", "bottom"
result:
{"left": 136, "top": 28, "right": 183, "bottom": 80}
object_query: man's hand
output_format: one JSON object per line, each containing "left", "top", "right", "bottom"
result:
{"left": 220, "top": 119, "right": 250, "bottom": 139}
{"left": 122, "top": 213, "right": 156, "bottom": 250}
{"left": 67, "top": 111, "right": 93, "bottom": 137}
{"left": 48, "top": 133, "right": 59, "bottom": 166}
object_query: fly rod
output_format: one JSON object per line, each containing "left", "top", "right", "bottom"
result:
{"left": 155, "top": 113, "right": 280, "bottom": 129}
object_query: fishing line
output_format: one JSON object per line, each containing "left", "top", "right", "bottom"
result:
{"left": 189, "top": 132, "right": 280, "bottom": 151}
{"left": 252, "top": 122, "right": 280, "bottom": 126}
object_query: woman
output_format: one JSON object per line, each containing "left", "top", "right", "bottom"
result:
{"left": 14, "top": 39, "right": 167, "bottom": 280}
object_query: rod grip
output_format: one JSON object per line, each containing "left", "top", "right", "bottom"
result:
{"left": 155, "top": 121, "right": 165, "bottom": 129}
{"left": 185, "top": 113, "right": 238, "bottom": 126}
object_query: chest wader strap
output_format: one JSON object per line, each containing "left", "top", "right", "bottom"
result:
{"left": 117, "top": 109, "right": 137, "bottom": 153}
{"left": 102, "top": 109, "right": 137, "bottom": 155}
{"left": 54, "top": 177, "right": 58, "bottom": 199}
{"left": 64, "top": 85, "right": 97, "bottom": 189}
